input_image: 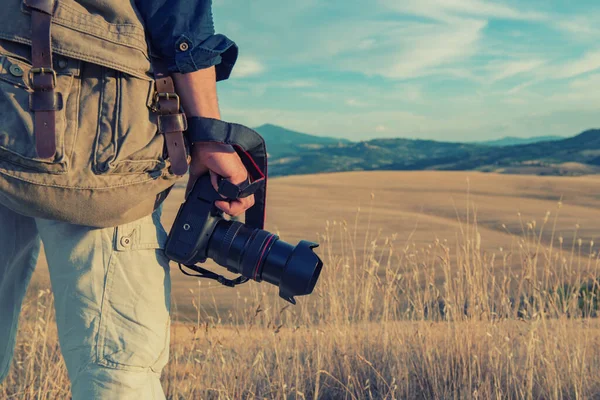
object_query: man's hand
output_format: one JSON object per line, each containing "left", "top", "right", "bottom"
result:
{"left": 172, "top": 66, "right": 255, "bottom": 217}
{"left": 186, "top": 142, "right": 255, "bottom": 217}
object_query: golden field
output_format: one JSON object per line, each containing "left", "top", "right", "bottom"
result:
{"left": 4, "top": 171, "right": 600, "bottom": 399}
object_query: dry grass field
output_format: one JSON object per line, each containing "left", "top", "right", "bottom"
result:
{"left": 5, "top": 171, "right": 600, "bottom": 399}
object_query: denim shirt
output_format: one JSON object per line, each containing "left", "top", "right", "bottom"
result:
{"left": 135, "top": 0, "right": 238, "bottom": 80}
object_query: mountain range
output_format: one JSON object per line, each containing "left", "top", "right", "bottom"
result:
{"left": 253, "top": 125, "right": 600, "bottom": 177}
{"left": 477, "top": 135, "right": 564, "bottom": 147}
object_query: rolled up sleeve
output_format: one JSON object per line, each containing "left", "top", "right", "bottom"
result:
{"left": 135, "top": 0, "right": 238, "bottom": 80}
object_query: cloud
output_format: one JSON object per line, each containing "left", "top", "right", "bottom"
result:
{"left": 554, "top": 16, "right": 600, "bottom": 39}
{"left": 226, "top": 79, "right": 318, "bottom": 98}
{"left": 393, "top": 84, "right": 424, "bottom": 103}
{"left": 302, "top": 92, "right": 329, "bottom": 100}
{"left": 380, "top": 0, "right": 548, "bottom": 23}
{"left": 230, "top": 57, "right": 265, "bottom": 78}
{"left": 275, "top": 80, "right": 317, "bottom": 88}
{"left": 568, "top": 73, "right": 600, "bottom": 89}
{"left": 486, "top": 59, "right": 546, "bottom": 82}
{"left": 380, "top": 19, "right": 486, "bottom": 79}
{"left": 215, "top": 0, "right": 600, "bottom": 141}
{"left": 552, "top": 50, "right": 600, "bottom": 79}
{"left": 499, "top": 49, "right": 600, "bottom": 86}
{"left": 219, "top": 0, "right": 552, "bottom": 83}
{"left": 505, "top": 80, "right": 539, "bottom": 95}
{"left": 345, "top": 98, "right": 369, "bottom": 107}
{"left": 497, "top": 50, "right": 600, "bottom": 90}
{"left": 307, "top": 17, "right": 487, "bottom": 80}
{"left": 330, "top": 0, "right": 549, "bottom": 81}
{"left": 368, "top": 0, "right": 551, "bottom": 80}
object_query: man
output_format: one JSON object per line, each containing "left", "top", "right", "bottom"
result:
{"left": 0, "top": 0, "right": 252, "bottom": 398}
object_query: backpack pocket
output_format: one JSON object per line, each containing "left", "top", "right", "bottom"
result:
{"left": 0, "top": 53, "right": 78, "bottom": 174}
{"left": 93, "top": 67, "right": 171, "bottom": 175}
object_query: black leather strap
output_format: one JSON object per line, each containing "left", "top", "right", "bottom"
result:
{"left": 217, "top": 176, "right": 262, "bottom": 199}
{"left": 179, "top": 263, "right": 249, "bottom": 287}
{"left": 186, "top": 117, "right": 268, "bottom": 229}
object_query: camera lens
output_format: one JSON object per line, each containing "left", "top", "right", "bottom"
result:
{"left": 207, "top": 220, "right": 323, "bottom": 303}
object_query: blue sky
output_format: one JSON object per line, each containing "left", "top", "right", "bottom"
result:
{"left": 213, "top": 0, "right": 600, "bottom": 141}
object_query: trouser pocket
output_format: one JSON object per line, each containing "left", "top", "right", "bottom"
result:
{"left": 96, "top": 210, "right": 172, "bottom": 372}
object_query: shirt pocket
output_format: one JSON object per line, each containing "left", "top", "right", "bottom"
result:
{"left": 0, "top": 53, "right": 79, "bottom": 174}
{"left": 92, "top": 67, "right": 172, "bottom": 175}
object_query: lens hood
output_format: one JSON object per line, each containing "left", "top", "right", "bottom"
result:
{"left": 278, "top": 241, "right": 323, "bottom": 304}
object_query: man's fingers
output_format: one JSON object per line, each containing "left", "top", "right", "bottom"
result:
{"left": 202, "top": 149, "right": 248, "bottom": 185}
{"left": 215, "top": 200, "right": 243, "bottom": 217}
{"left": 188, "top": 142, "right": 253, "bottom": 214}
{"left": 215, "top": 194, "right": 255, "bottom": 217}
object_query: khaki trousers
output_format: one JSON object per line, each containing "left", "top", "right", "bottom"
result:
{"left": 0, "top": 203, "right": 171, "bottom": 399}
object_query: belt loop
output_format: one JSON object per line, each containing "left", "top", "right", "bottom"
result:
{"left": 24, "top": 0, "right": 61, "bottom": 159}
{"left": 151, "top": 60, "right": 189, "bottom": 176}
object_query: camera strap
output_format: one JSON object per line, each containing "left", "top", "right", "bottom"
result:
{"left": 186, "top": 117, "right": 268, "bottom": 229}
{"left": 178, "top": 263, "right": 249, "bottom": 287}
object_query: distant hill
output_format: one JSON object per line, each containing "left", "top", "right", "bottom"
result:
{"left": 254, "top": 124, "right": 350, "bottom": 158}
{"left": 478, "top": 135, "right": 564, "bottom": 147}
{"left": 269, "top": 137, "right": 481, "bottom": 176}
{"left": 267, "top": 129, "right": 600, "bottom": 177}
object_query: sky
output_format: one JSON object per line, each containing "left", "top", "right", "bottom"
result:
{"left": 213, "top": 0, "right": 600, "bottom": 142}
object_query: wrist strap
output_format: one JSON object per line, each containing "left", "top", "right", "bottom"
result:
{"left": 186, "top": 117, "right": 268, "bottom": 229}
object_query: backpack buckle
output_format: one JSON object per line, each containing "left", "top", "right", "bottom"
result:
{"left": 28, "top": 67, "right": 57, "bottom": 90}
{"left": 152, "top": 91, "right": 180, "bottom": 113}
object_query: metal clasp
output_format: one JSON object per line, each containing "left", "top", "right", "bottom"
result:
{"left": 152, "top": 92, "right": 180, "bottom": 112}
{"left": 28, "top": 67, "right": 57, "bottom": 89}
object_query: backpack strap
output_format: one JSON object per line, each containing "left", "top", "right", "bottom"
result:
{"left": 24, "top": 0, "right": 62, "bottom": 159}
{"left": 151, "top": 59, "right": 189, "bottom": 176}
{"left": 186, "top": 117, "right": 268, "bottom": 229}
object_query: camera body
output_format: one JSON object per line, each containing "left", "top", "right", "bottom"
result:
{"left": 165, "top": 174, "right": 323, "bottom": 304}
{"left": 164, "top": 174, "right": 232, "bottom": 266}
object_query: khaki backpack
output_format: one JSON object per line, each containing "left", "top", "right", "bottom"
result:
{"left": 0, "top": 0, "right": 187, "bottom": 227}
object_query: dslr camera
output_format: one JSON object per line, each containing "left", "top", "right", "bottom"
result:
{"left": 164, "top": 118, "right": 323, "bottom": 304}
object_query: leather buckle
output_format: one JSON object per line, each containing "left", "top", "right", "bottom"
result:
{"left": 152, "top": 92, "right": 180, "bottom": 113}
{"left": 28, "top": 67, "right": 57, "bottom": 89}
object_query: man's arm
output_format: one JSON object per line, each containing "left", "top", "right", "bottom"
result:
{"left": 173, "top": 67, "right": 255, "bottom": 217}
{"left": 135, "top": 1, "right": 252, "bottom": 216}
{"left": 173, "top": 67, "right": 220, "bottom": 119}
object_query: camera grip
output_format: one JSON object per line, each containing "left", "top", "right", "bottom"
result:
{"left": 164, "top": 175, "right": 221, "bottom": 264}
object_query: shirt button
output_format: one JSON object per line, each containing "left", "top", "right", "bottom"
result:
{"left": 8, "top": 64, "right": 23, "bottom": 77}
{"left": 179, "top": 42, "right": 190, "bottom": 52}
{"left": 58, "top": 59, "right": 68, "bottom": 69}
{"left": 120, "top": 236, "right": 132, "bottom": 247}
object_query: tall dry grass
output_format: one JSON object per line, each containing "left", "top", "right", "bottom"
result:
{"left": 3, "top": 194, "right": 600, "bottom": 399}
